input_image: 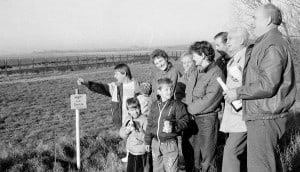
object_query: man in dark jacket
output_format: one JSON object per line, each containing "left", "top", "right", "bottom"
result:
{"left": 224, "top": 4, "right": 297, "bottom": 172}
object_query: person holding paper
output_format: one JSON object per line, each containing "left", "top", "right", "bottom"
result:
{"left": 223, "top": 4, "right": 296, "bottom": 172}
{"left": 219, "top": 27, "right": 250, "bottom": 172}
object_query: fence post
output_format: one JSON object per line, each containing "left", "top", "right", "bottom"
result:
{"left": 18, "top": 58, "right": 21, "bottom": 70}
{"left": 5, "top": 58, "right": 7, "bottom": 75}
{"left": 32, "top": 58, "right": 34, "bottom": 69}
{"left": 56, "top": 58, "right": 59, "bottom": 70}
{"left": 67, "top": 57, "right": 69, "bottom": 70}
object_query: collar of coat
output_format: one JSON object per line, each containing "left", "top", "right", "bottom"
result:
{"left": 197, "top": 62, "right": 215, "bottom": 73}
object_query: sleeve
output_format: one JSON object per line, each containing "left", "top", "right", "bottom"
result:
{"left": 119, "top": 126, "right": 130, "bottom": 139}
{"left": 236, "top": 46, "right": 284, "bottom": 100}
{"left": 144, "top": 103, "right": 155, "bottom": 145}
{"left": 175, "top": 102, "right": 189, "bottom": 133}
{"left": 83, "top": 81, "right": 111, "bottom": 97}
{"left": 119, "top": 117, "right": 131, "bottom": 139}
{"left": 187, "top": 70, "right": 224, "bottom": 115}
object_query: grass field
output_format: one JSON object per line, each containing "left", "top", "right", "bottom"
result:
{"left": 0, "top": 59, "right": 299, "bottom": 171}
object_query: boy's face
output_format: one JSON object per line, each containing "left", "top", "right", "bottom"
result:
{"left": 181, "top": 56, "right": 194, "bottom": 72}
{"left": 127, "top": 107, "right": 140, "bottom": 119}
{"left": 157, "top": 84, "right": 173, "bottom": 101}
{"left": 153, "top": 57, "right": 168, "bottom": 71}
{"left": 114, "top": 70, "right": 126, "bottom": 83}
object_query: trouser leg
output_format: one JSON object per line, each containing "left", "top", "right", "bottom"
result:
{"left": 152, "top": 139, "right": 164, "bottom": 172}
{"left": 221, "top": 132, "right": 247, "bottom": 172}
{"left": 246, "top": 117, "right": 287, "bottom": 172}
{"left": 161, "top": 140, "right": 179, "bottom": 172}
{"left": 193, "top": 114, "right": 218, "bottom": 172}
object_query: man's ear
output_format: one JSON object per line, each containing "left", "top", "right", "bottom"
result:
{"left": 239, "top": 38, "right": 245, "bottom": 46}
{"left": 266, "top": 16, "right": 272, "bottom": 26}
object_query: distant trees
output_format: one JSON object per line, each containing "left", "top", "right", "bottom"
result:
{"left": 233, "top": 0, "right": 300, "bottom": 58}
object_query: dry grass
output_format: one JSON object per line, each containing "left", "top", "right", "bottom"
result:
{"left": 0, "top": 60, "right": 300, "bottom": 171}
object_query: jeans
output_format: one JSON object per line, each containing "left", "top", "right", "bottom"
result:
{"left": 127, "top": 152, "right": 146, "bottom": 172}
{"left": 183, "top": 113, "right": 218, "bottom": 172}
{"left": 151, "top": 138, "right": 179, "bottom": 172}
{"left": 246, "top": 117, "right": 287, "bottom": 172}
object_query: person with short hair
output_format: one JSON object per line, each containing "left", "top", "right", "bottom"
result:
{"left": 150, "top": 49, "right": 181, "bottom": 100}
{"left": 119, "top": 97, "right": 148, "bottom": 172}
{"left": 219, "top": 27, "right": 250, "bottom": 172}
{"left": 183, "top": 41, "right": 225, "bottom": 172}
{"left": 178, "top": 52, "right": 196, "bottom": 103}
{"left": 144, "top": 78, "right": 189, "bottom": 172}
{"left": 223, "top": 4, "right": 297, "bottom": 172}
{"left": 214, "top": 32, "right": 231, "bottom": 77}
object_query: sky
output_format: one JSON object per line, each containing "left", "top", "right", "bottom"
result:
{"left": 0, "top": 0, "right": 235, "bottom": 55}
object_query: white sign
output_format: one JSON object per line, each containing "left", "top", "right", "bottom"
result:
{"left": 71, "top": 94, "right": 87, "bottom": 110}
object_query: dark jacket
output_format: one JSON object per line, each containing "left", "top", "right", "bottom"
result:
{"left": 83, "top": 80, "right": 140, "bottom": 128}
{"left": 236, "top": 28, "right": 297, "bottom": 121}
{"left": 144, "top": 99, "right": 189, "bottom": 145}
{"left": 215, "top": 51, "right": 231, "bottom": 78}
{"left": 186, "top": 63, "right": 225, "bottom": 116}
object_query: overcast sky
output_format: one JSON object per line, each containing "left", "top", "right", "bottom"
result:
{"left": 0, "top": 0, "right": 235, "bottom": 55}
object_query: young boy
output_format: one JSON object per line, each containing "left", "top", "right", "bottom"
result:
{"left": 136, "top": 82, "right": 153, "bottom": 117}
{"left": 144, "top": 78, "right": 189, "bottom": 172}
{"left": 119, "top": 97, "right": 148, "bottom": 172}
{"left": 150, "top": 49, "right": 181, "bottom": 100}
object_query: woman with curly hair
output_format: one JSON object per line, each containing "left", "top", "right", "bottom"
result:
{"left": 182, "top": 41, "right": 225, "bottom": 172}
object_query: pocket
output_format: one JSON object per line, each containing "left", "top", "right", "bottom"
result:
{"left": 163, "top": 140, "right": 179, "bottom": 154}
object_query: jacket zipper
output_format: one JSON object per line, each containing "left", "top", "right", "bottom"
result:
{"left": 157, "top": 101, "right": 168, "bottom": 143}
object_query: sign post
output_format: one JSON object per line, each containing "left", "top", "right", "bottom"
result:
{"left": 70, "top": 89, "right": 87, "bottom": 169}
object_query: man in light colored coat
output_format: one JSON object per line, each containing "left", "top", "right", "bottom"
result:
{"left": 224, "top": 4, "right": 296, "bottom": 172}
{"left": 219, "top": 27, "right": 250, "bottom": 172}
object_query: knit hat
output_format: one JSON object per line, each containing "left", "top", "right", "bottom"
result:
{"left": 139, "top": 82, "right": 152, "bottom": 96}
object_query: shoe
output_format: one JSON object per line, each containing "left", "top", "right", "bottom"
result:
{"left": 121, "top": 156, "right": 128, "bottom": 163}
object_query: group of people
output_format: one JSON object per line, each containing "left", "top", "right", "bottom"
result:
{"left": 77, "top": 3, "right": 296, "bottom": 172}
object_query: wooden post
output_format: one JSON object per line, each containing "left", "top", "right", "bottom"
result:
{"left": 67, "top": 57, "right": 69, "bottom": 70}
{"left": 56, "top": 58, "right": 59, "bottom": 70}
{"left": 4, "top": 58, "right": 7, "bottom": 75}
{"left": 18, "top": 58, "right": 21, "bottom": 70}
{"left": 32, "top": 58, "right": 34, "bottom": 69}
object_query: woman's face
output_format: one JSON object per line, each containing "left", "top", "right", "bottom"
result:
{"left": 114, "top": 70, "right": 126, "bottom": 83}
{"left": 192, "top": 52, "right": 205, "bottom": 66}
{"left": 153, "top": 57, "right": 168, "bottom": 71}
{"left": 181, "top": 56, "right": 194, "bottom": 72}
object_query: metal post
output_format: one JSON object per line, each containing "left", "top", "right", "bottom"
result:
{"left": 75, "top": 89, "right": 80, "bottom": 169}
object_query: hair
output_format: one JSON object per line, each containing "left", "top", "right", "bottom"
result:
{"left": 180, "top": 52, "right": 193, "bottom": 61}
{"left": 263, "top": 3, "right": 282, "bottom": 26}
{"left": 214, "top": 32, "right": 228, "bottom": 43}
{"left": 229, "top": 27, "right": 250, "bottom": 46}
{"left": 189, "top": 41, "right": 215, "bottom": 62}
{"left": 114, "top": 63, "right": 132, "bottom": 80}
{"left": 157, "top": 78, "right": 173, "bottom": 90}
{"left": 150, "top": 49, "right": 169, "bottom": 63}
{"left": 126, "top": 97, "right": 141, "bottom": 110}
